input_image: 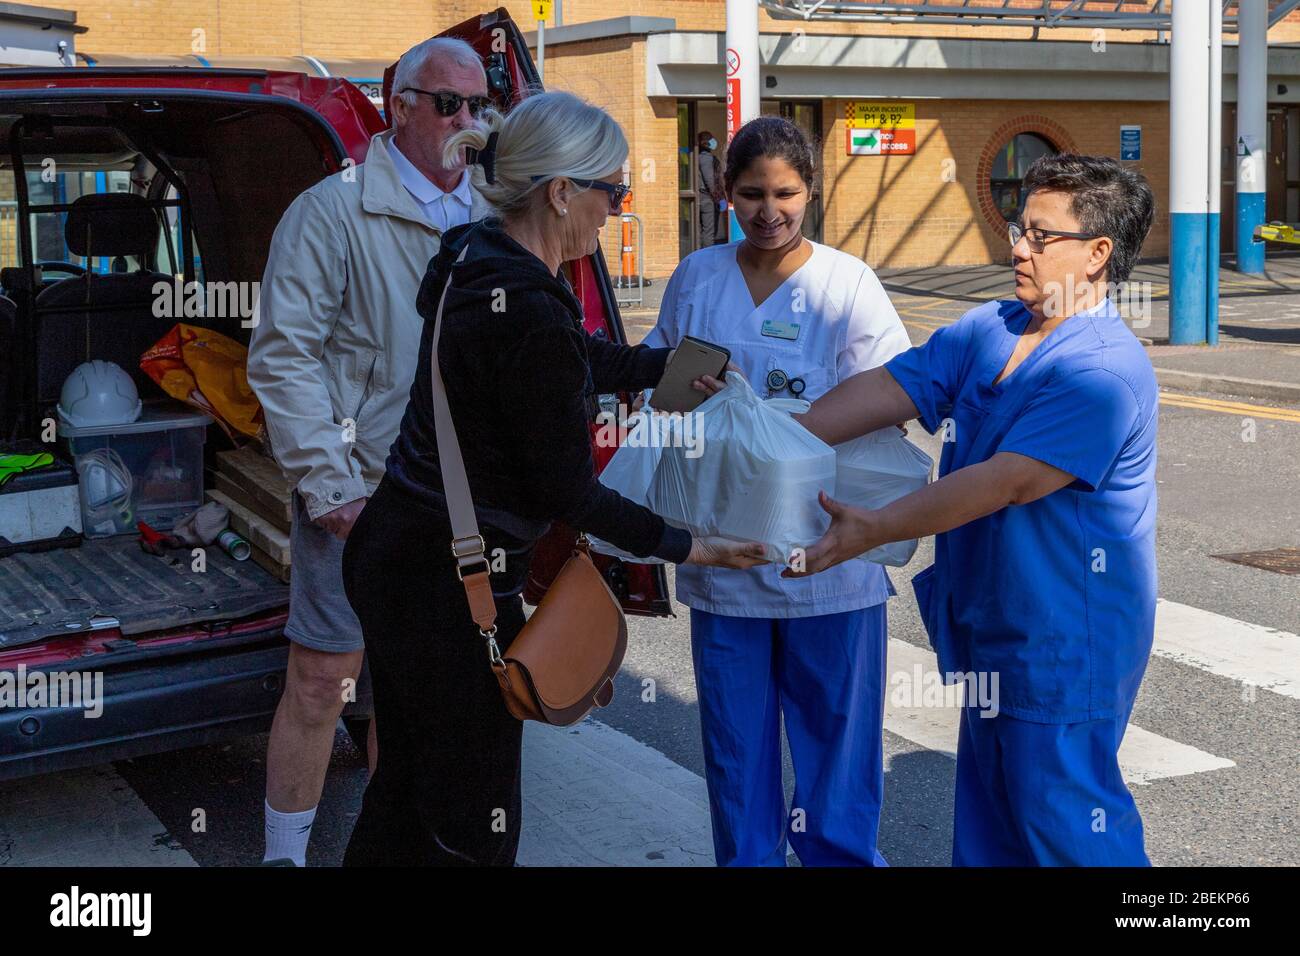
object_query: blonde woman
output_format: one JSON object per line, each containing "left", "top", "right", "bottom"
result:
{"left": 340, "top": 91, "right": 765, "bottom": 867}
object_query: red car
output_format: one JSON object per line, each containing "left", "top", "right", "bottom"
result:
{"left": 0, "top": 7, "right": 669, "bottom": 780}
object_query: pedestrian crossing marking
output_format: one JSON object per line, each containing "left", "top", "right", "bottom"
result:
{"left": 1154, "top": 599, "right": 1299, "bottom": 700}
{"left": 2, "top": 598, "right": 1281, "bottom": 866}
{"left": 883, "top": 639, "right": 1236, "bottom": 786}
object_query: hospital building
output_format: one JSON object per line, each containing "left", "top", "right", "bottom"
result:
{"left": 3, "top": 0, "right": 1300, "bottom": 280}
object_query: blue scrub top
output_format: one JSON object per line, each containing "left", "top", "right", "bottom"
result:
{"left": 885, "top": 298, "right": 1158, "bottom": 724}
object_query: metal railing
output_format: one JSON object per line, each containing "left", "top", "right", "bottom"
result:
{"left": 757, "top": 0, "right": 1300, "bottom": 32}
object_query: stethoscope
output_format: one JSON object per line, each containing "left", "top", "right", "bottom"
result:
{"left": 766, "top": 368, "right": 806, "bottom": 398}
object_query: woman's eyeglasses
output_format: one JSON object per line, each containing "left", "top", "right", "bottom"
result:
{"left": 531, "top": 176, "right": 631, "bottom": 215}
{"left": 401, "top": 88, "right": 492, "bottom": 119}
{"left": 1008, "top": 221, "right": 1100, "bottom": 252}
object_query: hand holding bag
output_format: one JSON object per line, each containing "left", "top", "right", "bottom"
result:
{"left": 428, "top": 243, "right": 628, "bottom": 725}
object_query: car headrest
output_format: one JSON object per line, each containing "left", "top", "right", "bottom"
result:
{"left": 0, "top": 265, "right": 39, "bottom": 294}
{"left": 65, "top": 193, "right": 159, "bottom": 259}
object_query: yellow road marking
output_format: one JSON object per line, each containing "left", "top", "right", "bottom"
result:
{"left": 1217, "top": 277, "right": 1300, "bottom": 289}
{"left": 913, "top": 295, "right": 954, "bottom": 313}
{"left": 1160, "top": 392, "right": 1300, "bottom": 414}
{"left": 901, "top": 320, "right": 943, "bottom": 334}
{"left": 895, "top": 310, "right": 945, "bottom": 322}
{"left": 1162, "top": 392, "right": 1288, "bottom": 410}
{"left": 1159, "top": 393, "right": 1300, "bottom": 423}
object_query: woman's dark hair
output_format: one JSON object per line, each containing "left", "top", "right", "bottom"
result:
{"left": 1020, "top": 153, "right": 1155, "bottom": 286}
{"left": 723, "top": 116, "right": 816, "bottom": 195}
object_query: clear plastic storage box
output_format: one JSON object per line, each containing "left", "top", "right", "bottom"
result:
{"left": 59, "top": 403, "right": 213, "bottom": 537}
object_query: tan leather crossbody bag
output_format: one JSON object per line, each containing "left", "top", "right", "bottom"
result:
{"left": 429, "top": 245, "right": 627, "bottom": 725}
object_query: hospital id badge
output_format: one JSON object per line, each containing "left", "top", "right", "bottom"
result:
{"left": 760, "top": 319, "right": 801, "bottom": 341}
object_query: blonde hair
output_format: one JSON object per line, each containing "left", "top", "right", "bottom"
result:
{"left": 442, "top": 91, "right": 627, "bottom": 218}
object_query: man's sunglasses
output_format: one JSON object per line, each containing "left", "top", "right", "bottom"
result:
{"left": 1008, "top": 221, "right": 1100, "bottom": 252}
{"left": 531, "top": 175, "right": 630, "bottom": 214}
{"left": 401, "top": 88, "right": 492, "bottom": 119}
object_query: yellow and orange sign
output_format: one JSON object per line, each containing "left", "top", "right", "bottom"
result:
{"left": 844, "top": 101, "right": 916, "bottom": 155}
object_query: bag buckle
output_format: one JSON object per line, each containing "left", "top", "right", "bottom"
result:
{"left": 483, "top": 629, "right": 503, "bottom": 666}
{"left": 452, "top": 534, "right": 489, "bottom": 581}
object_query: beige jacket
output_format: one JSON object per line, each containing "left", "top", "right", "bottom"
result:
{"left": 248, "top": 129, "right": 494, "bottom": 520}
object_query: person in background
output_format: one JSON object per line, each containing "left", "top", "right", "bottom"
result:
{"left": 697, "top": 130, "right": 725, "bottom": 248}
{"left": 643, "top": 116, "right": 911, "bottom": 866}
{"left": 788, "top": 153, "right": 1158, "bottom": 866}
{"left": 246, "top": 36, "right": 494, "bottom": 867}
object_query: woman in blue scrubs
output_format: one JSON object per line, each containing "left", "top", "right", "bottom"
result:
{"left": 783, "top": 154, "right": 1159, "bottom": 866}
{"left": 643, "top": 117, "right": 910, "bottom": 866}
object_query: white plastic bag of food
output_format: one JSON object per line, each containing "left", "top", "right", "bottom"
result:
{"left": 649, "top": 372, "right": 836, "bottom": 565}
{"left": 833, "top": 427, "right": 933, "bottom": 567}
{"left": 587, "top": 408, "right": 675, "bottom": 564}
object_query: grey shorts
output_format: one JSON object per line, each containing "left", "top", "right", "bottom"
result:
{"left": 285, "top": 491, "right": 365, "bottom": 653}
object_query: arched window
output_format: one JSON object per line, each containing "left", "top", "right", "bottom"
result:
{"left": 989, "top": 133, "right": 1057, "bottom": 222}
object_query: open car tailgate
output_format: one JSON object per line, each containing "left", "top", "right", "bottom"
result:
{"left": 0, "top": 537, "right": 288, "bottom": 651}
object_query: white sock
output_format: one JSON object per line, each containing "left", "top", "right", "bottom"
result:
{"left": 264, "top": 799, "right": 316, "bottom": 867}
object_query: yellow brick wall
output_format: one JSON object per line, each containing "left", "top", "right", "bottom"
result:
{"left": 543, "top": 83, "right": 1176, "bottom": 276}
{"left": 542, "top": 36, "right": 681, "bottom": 278}
{"left": 471, "top": 0, "right": 1300, "bottom": 45}
{"left": 493, "top": 72, "right": 1175, "bottom": 275}
{"left": 76, "top": 1, "right": 1300, "bottom": 58}
{"left": 73, "top": 0, "right": 441, "bottom": 58}
{"left": 819, "top": 98, "right": 1170, "bottom": 270}
{"left": 65, "top": 1, "right": 1256, "bottom": 278}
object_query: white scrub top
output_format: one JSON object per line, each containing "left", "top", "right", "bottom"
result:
{"left": 642, "top": 239, "right": 912, "bottom": 619}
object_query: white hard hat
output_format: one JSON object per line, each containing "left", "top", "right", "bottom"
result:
{"left": 57, "top": 360, "right": 143, "bottom": 428}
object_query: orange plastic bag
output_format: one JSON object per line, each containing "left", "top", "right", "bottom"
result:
{"left": 140, "top": 324, "right": 264, "bottom": 440}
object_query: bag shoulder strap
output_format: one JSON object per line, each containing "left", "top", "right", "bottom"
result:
{"left": 429, "top": 243, "right": 500, "bottom": 644}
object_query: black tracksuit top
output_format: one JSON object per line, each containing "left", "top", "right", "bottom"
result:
{"left": 386, "top": 216, "right": 693, "bottom": 564}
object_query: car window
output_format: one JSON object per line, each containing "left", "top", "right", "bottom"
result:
{"left": 25, "top": 169, "right": 135, "bottom": 273}
{"left": 156, "top": 184, "right": 200, "bottom": 282}
{"left": 8, "top": 168, "right": 198, "bottom": 280}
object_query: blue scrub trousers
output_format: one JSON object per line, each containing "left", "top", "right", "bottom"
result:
{"left": 690, "top": 604, "right": 889, "bottom": 867}
{"left": 952, "top": 703, "right": 1150, "bottom": 867}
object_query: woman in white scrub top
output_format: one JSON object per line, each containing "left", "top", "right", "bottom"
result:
{"left": 642, "top": 117, "right": 910, "bottom": 866}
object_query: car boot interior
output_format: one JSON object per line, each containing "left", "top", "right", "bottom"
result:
{"left": 0, "top": 94, "right": 344, "bottom": 439}
{"left": 0, "top": 93, "right": 343, "bottom": 642}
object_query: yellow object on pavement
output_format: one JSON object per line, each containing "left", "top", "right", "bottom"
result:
{"left": 1254, "top": 222, "right": 1300, "bottom": 245}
